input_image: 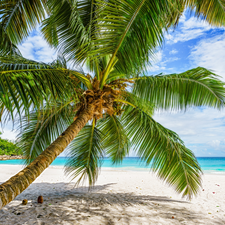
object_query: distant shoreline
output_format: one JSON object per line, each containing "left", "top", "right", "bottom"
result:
{"left": 0, "top": 155, "right": 25, "bottom": 160}
{"left": 0, "top": 157, "right": 225, "bottom": 172}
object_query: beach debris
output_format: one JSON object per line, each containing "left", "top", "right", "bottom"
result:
{"left": 38, "top": 196, "right": 43, "bottom": 204}
{"left": 22, "top": 199, "right": 28, "bottom": 205}
{"left": 172, "top": 216, "right": 175, "bottom": 219}
{"left": 48, "top": 212, "right": 59, "bottom": 217}
{"left": 202, "top": 189, "right": 204, "bottom": 191}
{"left": 212, "top": 192, "right": 215, "bottom": 194}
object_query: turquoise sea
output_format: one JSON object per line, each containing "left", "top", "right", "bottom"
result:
{"left": 0, "top": 157, "right": 225, "bottom": 172}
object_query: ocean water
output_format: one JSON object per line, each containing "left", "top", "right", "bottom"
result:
{"left": 0, "top": 157, "right": 225, "bottom": 172}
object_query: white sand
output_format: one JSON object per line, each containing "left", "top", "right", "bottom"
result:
{"left": 0, "top": 165, "right": 225, "bottom": 225}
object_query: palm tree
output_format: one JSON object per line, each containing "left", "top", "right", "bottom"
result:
{"left": 0, "top": 0, "right": 225, "bottom": 209}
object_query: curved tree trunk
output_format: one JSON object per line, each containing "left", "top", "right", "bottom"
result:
{"left": 0, "top": 105, "right": 94, "bottom": 209}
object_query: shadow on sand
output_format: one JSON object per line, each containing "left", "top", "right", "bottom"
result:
{"left": 0, "top": 182, "right": 224, "bottom": 225}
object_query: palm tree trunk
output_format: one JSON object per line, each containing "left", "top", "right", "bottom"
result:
{"left": 0, "top": 105, "right": 94, "bottom": 209}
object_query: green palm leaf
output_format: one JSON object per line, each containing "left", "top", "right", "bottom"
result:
{"left": 91, "top": 0, "right": 183, "bottom": 86}
{"left": 187, "top": 0, "right": 225, "bottom": 26}
{"left": 0, "top": 55, "right": 51, "bottom": 70}
{"left": 0, "top": 68, "right": 75, "bottom": 118}
{"left": 0, "top": 0, "right": 46, "bottom": 44}
{"left": 122, "top": 91, "right": 155, "bottom": 116}
{"left": 133, "top": 67, "right": 225, "bottom": 111}
{"left": 16, "top": 101, "right": 74, "bottom": 164}
{"left": 0, "top": 53, "right": 92, "bottom": 118}
{"left": 122, "top": 107, "right": 202, "bottom": 199}
{"left": 41, "top": 0, "right": 97, "bottom": 66}
{"left": 97, "top": 114, "right": 130, "bottom": 164}
{"left": 65, "top": 121, "right": 104, "bottom": 186}
{"left": 50, "top": 54, "right": 68, "bottom": 69}
{"left": 0, "top": 24, "right": 22, "bottom": 56}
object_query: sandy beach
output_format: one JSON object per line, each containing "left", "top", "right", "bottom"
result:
{"left": 0, "top": 165, "right": 225, "bottom": 225}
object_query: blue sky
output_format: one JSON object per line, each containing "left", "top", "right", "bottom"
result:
{"left": 2, "top": 10, "right": 225, "bottom": 157}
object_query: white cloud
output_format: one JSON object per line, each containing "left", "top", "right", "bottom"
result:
{"left": 18, "top": 30, "right": 56, "bottom": 63}
{"left": 166, "top": 15, "right": 218, "bottom": 44}
{"left": 152, "top": 51, "right": 163, "bottom": 64}
{"left": 147, "top": 50, "right": 165, "bottom": 72}
{"left": 211, "top": 140, "right": 221, "bottom": 148}
{"left": 189, "top": 33, "right": 225, "bottom": 79}
{"left": 169, "top": 49, "right": 178, "bottom": 55}
{"left": 147, "top": 51, "right": 179, "bottom": 73}
{"left": 0, "top": 128, "right": 17, "bottom": 141}
{"left": 162, "top": 57, "right": 179, "bottom": 64}
{"left": 153, "top": 108, "right": 225, "bottom": 156}
{"left": 178, "top": 13, "right": 186, "bottom": 24}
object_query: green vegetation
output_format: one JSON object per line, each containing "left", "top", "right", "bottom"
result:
{"left": 0, "top": 133, "right": 21, "bottom": 156}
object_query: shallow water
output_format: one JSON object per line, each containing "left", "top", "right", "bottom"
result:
{"left": 0, "top": 157, "right": 225, "bottom": 172}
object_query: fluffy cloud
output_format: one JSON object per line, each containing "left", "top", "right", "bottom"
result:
{"left": 147, "top": 50, "right": 165, "bottom": 72}
{"left": 0, "top": 128, "right": 17, "bottom": 140}
{"left": 153, "top": 107, "right": 225, "bottom": 156}
{"left": 189, "top": 33, "right": 225, "bottom": 79}
{"left": 18, "top": 30, "right": 56, "bottom": 63}
{"left": 147, "top": 51, "right": 179, "bottom": 73}
{"left": 169, "top": 49, "right": 178, "bottom": 55}
{"left": 166, "top": 14, "right": 217, "bottom": 44}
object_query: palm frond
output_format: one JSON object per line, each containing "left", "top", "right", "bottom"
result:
{"left": 0, "top": 24, "right": 22, "bottom": 56}
{"left": 65, "top": 121, "right": 104, "bottom": 186}
{"left": 187, "top": 0, "right": 225, "bottom": 26}
{"left": 0, "top": 68, "right": 77, "bottom": 119}
{"left": 121, "top": 107, "right": 202, "bottom": 199}
{"left": 133, "top": 67, "right": 225, "bottom": 111}
{"left": 0, "top": 55, "right": 51, "bottom": 71}
{"left": 49, "top": 54, "right": 67, "bottom": 69}
{"left": 121, "top": 91, "right": 155, "bottom": 116}
{"left": 42, "top": 0, "right": 184, "bottom": 79}
{"left": 90, "top": 0, "right": 183, "bottom": 86}
{"left": 97, "top": 114, "right": 130, "bottom": 164}
{"left": 41, "top": 0, "right": 97, "bottom": 67}
{"left": 105, "top": 71, "right": 127, "bottom": 83}
{"left": 0, "top": 0, "right": 46, "bottom": 44}
{"left": 16, "top": 101, "right": 74, "bottom": 164}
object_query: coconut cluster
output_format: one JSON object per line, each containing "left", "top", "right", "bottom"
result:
{"left": 74, "top": 77, "right": 129, "bottom": 121}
